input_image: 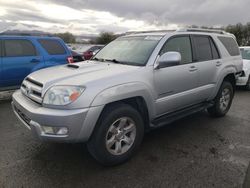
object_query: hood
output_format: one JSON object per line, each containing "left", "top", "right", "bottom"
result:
{"left": 28, "top": 61, "right": 140, "bottom": 89}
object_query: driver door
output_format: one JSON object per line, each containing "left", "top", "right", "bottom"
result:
{"left": 154, "top": 35, "right": 199, "bottom": 116}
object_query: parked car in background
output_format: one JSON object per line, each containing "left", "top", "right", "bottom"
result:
{"left": 0, "top": 36, "right": 72, "bottom": 91}
{"left": 83, "top": 45, "right": 104, "bottom": 60}
{"left": 12, "top": 29, "right": 242, "bottom": 166}
{"left": 237, "top": 47, "right": 250, "bottom": 89}
{"left": 71, "top": 50, "right": 85, "bottom": 63}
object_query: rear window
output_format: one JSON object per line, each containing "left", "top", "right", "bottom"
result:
{"left": 88, "top": 46, "right": 102, "bottom": 52}
{"left": 193, "top": 36, "right": 213, "bottom": 61}
{"left": 240, "top": 48, "right": 250, "bottom": 60}
{"left": 218, "top": 36, "right": 240, "bottom": 56}
{"left": 4, "top": 39, "right": 37, "bottom": 57}
{"left": 38, "top": 39, "right": 66, "bottom": 55}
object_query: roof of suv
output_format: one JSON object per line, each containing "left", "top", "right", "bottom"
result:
{"left": 0, "top": 35, "right": 62, "bottom": 40}
{"left": 126, "top": 28, "right": 234, "bottom": 38}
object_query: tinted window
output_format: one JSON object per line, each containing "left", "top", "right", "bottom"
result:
{"left": 240, "top": 48, "right": 250, "bottom": 60}
{"left": 218, "top": 36, "right": 240, "bottom": 56}
{"left": 193, "top": 36, "right": 212, "bottom": 61}
{"left": 210, "top": 38, "right": 220, "bottom": 59}
{"left": 4, "top": 39, "right": 37, "bottom": 57}
{"left": 88, "top": 46, "right": 102, "bottom": 52}
{"left": 160, "top": 36, "right": 192, "bottom": 64}
{"left": 38, "top": 39, "right": 66, "bottom": 55}
{"left": 0, "top": 40, "right": 2, "bottom": 57}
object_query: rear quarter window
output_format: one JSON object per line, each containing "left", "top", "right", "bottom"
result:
{"left": 38, "top": 39, "right": 66, "bottom": 55}
{"left": 218, "top": 36, "right": 240, "bottom": 56}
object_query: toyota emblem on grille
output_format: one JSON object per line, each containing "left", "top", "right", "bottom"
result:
{"left": 26, "top": 86, "right": 31, "bottom": 95}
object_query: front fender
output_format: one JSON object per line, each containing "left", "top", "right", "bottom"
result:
{"left": 90, "top": 82, "right": 156, "bottom": 119}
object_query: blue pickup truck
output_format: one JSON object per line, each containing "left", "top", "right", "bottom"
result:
{"left": 0, "top": 36, "right": 72, "bottom": 91}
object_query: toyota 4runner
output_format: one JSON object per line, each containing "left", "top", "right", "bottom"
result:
{"left": 12, "top": 29, "right": 243, "bottom": 165}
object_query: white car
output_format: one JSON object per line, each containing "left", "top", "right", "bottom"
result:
{"left": 237, "top": 47, "right": 250, "bottom": 89}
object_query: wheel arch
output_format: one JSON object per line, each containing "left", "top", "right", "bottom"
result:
{"left": 101, "top": 96, "right": 151, "bottom": 130}
{"left": 211, "top": 69, "right": 237, "bottom": 100}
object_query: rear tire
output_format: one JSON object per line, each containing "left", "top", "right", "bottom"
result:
{"left": 207, "top": 81, "right": 234, "bottom": 117}
{"left": 87, "top": 103, "right": 144, "bottom": 166}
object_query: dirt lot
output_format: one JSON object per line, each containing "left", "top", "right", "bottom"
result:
{"left": 0, "top": 90, "right": 250, "bottom": 188}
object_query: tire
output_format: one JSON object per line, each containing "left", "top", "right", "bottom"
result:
{"left": 207, "top": 81, "right": 234, "bottom": 117}
{"left": 245, "top": 76, "right": 250, "bottom": 91}
{"left": 87, "top": 103, "right": 144, "bottom": 166}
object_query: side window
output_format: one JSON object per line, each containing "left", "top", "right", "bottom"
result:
{"left": 4, "top": 39, "right": 37, "bottom": 57}
{"left": 193, "top": 36, "right": 213, "bottom": 61}
{"left": 38, "top": 39, "right": 66, "bottom": 55}
{"left": 160, "top": 36, "right": 192, "bottom": 64}
{"left": 218, "top": 36, "right": 240, "bottom": 56}
{"left": 209, "top": 38, "right": 220, "bottom": 59}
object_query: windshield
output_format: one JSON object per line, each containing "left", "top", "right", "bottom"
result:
{"left": 240, "top": 48, "right": 250, "bottom": 60}
{"left": 94, "top": 36, "right": 162, "bottom": 66}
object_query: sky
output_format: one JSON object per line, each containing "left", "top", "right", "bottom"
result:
{"left": 0, "top": 0, "right": 249, "bottom": 35}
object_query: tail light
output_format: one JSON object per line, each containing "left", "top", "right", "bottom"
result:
{"left": 67, "top": 56, "right": 74, "bottom": 64}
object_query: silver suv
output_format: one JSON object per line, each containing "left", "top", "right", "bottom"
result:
{"left": 12, "top": 29, "right": 243, "bottom": 165}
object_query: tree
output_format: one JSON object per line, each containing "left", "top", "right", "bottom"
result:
{"left": 54, "top": 32, "right": 76, "bottom": 43}
{"left": 95, "top": 32, "right": 117, "bottom": 44}
{"left": 225, "top": 23, "right": 250, "bottom": 46}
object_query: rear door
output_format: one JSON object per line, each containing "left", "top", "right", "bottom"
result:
{"left": 2, "top": 38, "right": 41, "bottom": 88}
{"left": 191, "top": 35, "right": 221, "bottom": 101}
{"left": 38, "top": 39, "right": 70, "bottom": 66}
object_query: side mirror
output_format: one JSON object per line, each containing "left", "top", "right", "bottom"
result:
{"left": 156, "top": 51, "right": 181, "bottom": 69}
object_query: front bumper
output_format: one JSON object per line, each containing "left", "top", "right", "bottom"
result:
{"left": 12, "top": 90, "right": 103, "bottom": 142}
{"left": 237, "top": 76, "right": 248, "bottom": 86}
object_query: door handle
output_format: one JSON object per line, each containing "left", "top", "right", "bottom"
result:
{"left": 30, "top": 59, "right": 40, "bottom": 63}
{"left": 216, "top": 61, "right": 222, "bottom": 67}
{"left": 189, "top": 65, "right": 198, "bottom": 72}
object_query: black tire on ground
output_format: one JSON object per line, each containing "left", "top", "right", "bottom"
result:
{"left": 207, "top": 81, "right": 234, "bottom": 117}
{"left": 87, "top": 103, "right": 144, "bottom": 166}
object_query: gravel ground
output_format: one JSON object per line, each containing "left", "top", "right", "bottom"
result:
{"left": 0, "top": 90, "right": 250, "bottom": 188}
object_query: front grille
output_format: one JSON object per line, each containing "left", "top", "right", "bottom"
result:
{"left": 14, "top": 105, "right": 31, "bottom": 126}
{"left": 21, "top": 77, "right": 43, "bottom": 104}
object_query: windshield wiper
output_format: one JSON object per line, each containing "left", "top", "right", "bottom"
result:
{"left": 104, "top": 59, "right": 124, "bottom": 64}
{"left": 92, "top": 57, "right": 104, "bottom": 62}
{"left": 93, "top": 58, "right": 135, "bottom": 66}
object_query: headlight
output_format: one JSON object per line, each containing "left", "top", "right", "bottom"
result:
{"left": 43, "top": 86, "right": 85, "bottom": 106}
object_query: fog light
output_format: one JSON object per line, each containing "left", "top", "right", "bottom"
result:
{"left": 56, "top": 127, "right": 68, "bottom": 135}
{"left": 41, "top": 126, "right": 68, "bottom": 136}
{"left": 42, "top": 126, "right": 54, "bottom": 134}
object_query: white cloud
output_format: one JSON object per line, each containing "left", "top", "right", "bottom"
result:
{"left": 0, "top": 0, "right": 175, "bottom": 34}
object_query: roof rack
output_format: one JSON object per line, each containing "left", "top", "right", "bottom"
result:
{"left": 126, "top": 30, "right": 176, "bottom": 35}
{"left": 177, "top": 28, "right": 227, "bottom": 35}
{"left": 125, "top": 28, "right": 234, "bottom": 36}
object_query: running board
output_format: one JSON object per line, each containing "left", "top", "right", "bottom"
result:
{"left": 151, "top": 102, "right": 214, "bottom": 128}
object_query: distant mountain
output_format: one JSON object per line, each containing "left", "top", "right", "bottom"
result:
{"left": 0, "top": 29, "right": 52, "bottom": 36}
{"left": 0, "top": 29, "right": 98, "bottom": 42}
